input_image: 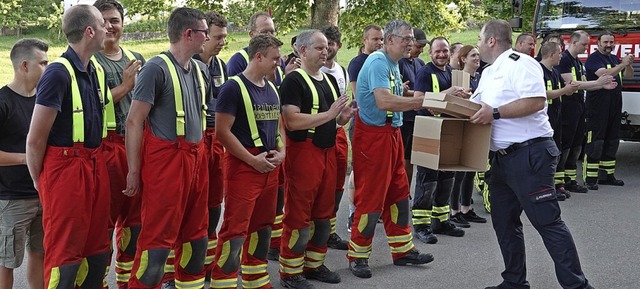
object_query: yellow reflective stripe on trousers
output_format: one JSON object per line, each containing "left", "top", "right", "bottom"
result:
{"left": 389, "top": 203, "right": 399, "bottom": 224}
{"left": 75, "top": 258, "right": 89, "bottom": 286}
{"left": 305, "top": 250, "right": 325, "bottom": 261}
{"left": 216, "top": 240, "right": 231, "bottom": 268}
{"left": 248, "top": 231, "right": 259, "bottom": 255}
{"left": 52, "top": 58, "right": 85, "bottom": 142}
{"left": 115, "top": 260, "right": 134, "bottom": 270}
{"left": 348, "top": 240, "right": 372, "bottom": 253}
{"left": 210, "top": 278, "right": 237, "bottom": 288}
{"left": 387, "top": 233, "right": 413, "bottom": 243}
{"left": 120, "top": 227, "right": 132, "bottom": 251}
{"left": 274, "top": 214, "right": 283, "bottom": 224}
{"left": 136, "top": 250, "right": 149, "bottom": 279}
{"left": 242, "top": 275, "right": 270, "bottom": 289}
{"left": 271, "top": 228, "right": 283, "bottom": 238}
{"left": 158, "top": 54, "right": 206, "bottom": 136}
{"left": 175, "top": 277, "right": 205, "bottom": 289}
{"left": 357, "top": 213, "right": 369, "bottom": 233}
{"left": 411, "top": 209, "right": 430, "bottom": 217}
{"left": 241, "top": 263, "right": 268, "bottom": 275}
{"left": 179, "top": 242, "right": 193, "bottom": 269}
{"left": 278, "top": 255, "right": 304, "bottom": 267}
{"left": 208, "top": 239, "right": 218, "bottom": 250}
{"left": 116, "top": 272, "right": 131, "bottom": 282}
{"left": 228, "top": 76, "right": 264, "bottom": 147}
{"left": 279, "top": 263, "right": 304, "bottom": 275}
{"left": 432, "top": 205, "right": 450, "bottom": 214}
{"left": 47, "top": 267, "right": 60, "bottom": 289}
{"left": 390, "top": 241, "right": 414, "bottom": 254}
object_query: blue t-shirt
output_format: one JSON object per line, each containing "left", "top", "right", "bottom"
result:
{"left": 227, "top": 47, "right": 286, "bottom": 86}
{"left": 348, "top": 53, "right": 368, "bottom": 91}
{"left": 585, "top": 50, "right": 623, "bottom": 95}
{"left": 356, "top": 50, "right": 403, "bottom": 127}
{"left": 215, "top": 74, "right": 280, "bottom": 151}
{"left": 36, "top": 46, "right": 105, "bottom": 148}
{"left": 398, "top": 57, "right": 425, "bottom": 122}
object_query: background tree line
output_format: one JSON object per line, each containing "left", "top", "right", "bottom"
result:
{"left": 1, "top": 0, "right": 537, "bottom": 46}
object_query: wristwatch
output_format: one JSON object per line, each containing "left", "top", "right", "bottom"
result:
{"left": 492, "top": 107, "right": 501, "bottom": 120}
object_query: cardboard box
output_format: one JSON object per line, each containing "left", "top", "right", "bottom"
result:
{"left": 452, "top": 70, "right": 471, "bottom": 89}
{"left": 411, "top": 116, "right": 491, "bottom": 171}
{"left": 423, "top": 92, "right": 482, "bottom": 118}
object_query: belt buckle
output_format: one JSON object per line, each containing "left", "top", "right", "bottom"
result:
{"left": 497, "top": 149, "right": 508, "bottom": 156}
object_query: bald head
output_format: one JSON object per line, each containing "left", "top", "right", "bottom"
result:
{"left": 62, "top": 4, "right": 101, "bottom": 44}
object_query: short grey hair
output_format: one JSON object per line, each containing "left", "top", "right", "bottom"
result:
{"left": 383, "top": 19, "right": 412, "bottom": 45}
{"left": 295, "top": 29, "right": 321, "bottom": 50}
{"left": 482, "top": 20, "right": 512, "bottom": 48}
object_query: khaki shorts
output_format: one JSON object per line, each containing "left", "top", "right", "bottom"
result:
{"left": 0, "top": 199, "right": 44, "bottom": 269}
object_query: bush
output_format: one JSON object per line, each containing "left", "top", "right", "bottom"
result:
{"left": 125, "top": 18, "right": 167, "bottom": 33}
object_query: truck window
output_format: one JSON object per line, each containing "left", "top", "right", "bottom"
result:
{"left": 537, "top": 0, "right": 640, "bottom": 31}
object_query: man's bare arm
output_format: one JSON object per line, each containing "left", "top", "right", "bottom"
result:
{"left": 26, "top": 104, "right": 57, "bottom": 190}
{"left": 123, "top": 100, "right": 151, "bottom": 197}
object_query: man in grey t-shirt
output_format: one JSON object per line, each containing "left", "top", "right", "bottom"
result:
{"left": 123, "top": 7, "right": 211, "bottom": 288}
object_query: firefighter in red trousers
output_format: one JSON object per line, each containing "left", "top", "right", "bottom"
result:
{"left": 278, "top": 30, "right": 357, "bottom": 289}
{"left": 123, "top": 7, "right": 210, "bottom": 289}
{"left": 209, "top": 34, "right": 285, "bottom": 289}
{"left": 347, "top": 19, "right": 434, "bottom": 279}
{"left": 92, "top": 0, "right": 145, "bottom": 286}
{"left": 26, "top": 4, "right": 111, "bottom": 288}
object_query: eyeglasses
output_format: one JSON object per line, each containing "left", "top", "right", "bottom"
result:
{"left": 192, "top": 29, "right": 209, "bottom": 37}
{"left": 393, "top": 35, "right": 415, "bottom": 43}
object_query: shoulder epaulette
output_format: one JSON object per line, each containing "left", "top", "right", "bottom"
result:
{"left": 509, "top": 53, "right": 520, "bottom": 61}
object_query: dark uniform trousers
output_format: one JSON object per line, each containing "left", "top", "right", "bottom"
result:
{"left": 560, "top": 98, "right": 586, "bottom": 183}
{"left": 584, "top": 91, "right": 622, "bottom": 182}
{"left": 489, "top": 139, "right": 590, "bottom": 289}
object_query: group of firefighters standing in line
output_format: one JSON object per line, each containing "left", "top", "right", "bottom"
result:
{"left": 0, "top": 0, "right": 633, "bottom": 288}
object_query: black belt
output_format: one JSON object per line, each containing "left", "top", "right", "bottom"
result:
{"left": 496, "top": 137, "right": 553, "bottom": 156}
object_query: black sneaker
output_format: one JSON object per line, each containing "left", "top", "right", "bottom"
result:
{"left": 565, "top": 181, "right": 589, "bottom": 193}
{"left": 461, "top": 209, "right": 487, "bottom": 223}
{"left": 557, "top": 186, "right": 570, "bottom": 200}
{"left": 347, "top": 213, "right": 353, "bottom": 233}
{"left": 450, "top": 213, "right": 471, "bottom": 228}
{"left": 414, "top": 226, "right": 438, "bottom": 244}
{"left": 161, "top": 280, "right": 175, "bottom": 289}
{"left": 304, "top": 264, "right": 341, "bottom": 283}
{"left": 280, "top": 274, "right": 315, "bottom": 289}
{"left": 585, "top": 182, "right": 599, "bottom": 190}
{"left": 556, "top": 191, "right": 567, "bottom": 201}
{"left": 267, "top": 247, "right": 279, "bottom": 261}
{"left": 598, "top": 177, "right": 624, "bottom": 186}
{"left": 393, "top": 249, "right": 434, "bottom": 266}
{"left": 349, "top": 258, "right": 372, "bottom": 278}
{"left": 327, "top": 233, "right": 348, "bottom": 250}
{"left": 432, "top": 221, "right": 465, "bottom": 237}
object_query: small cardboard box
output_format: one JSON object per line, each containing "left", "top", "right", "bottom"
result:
{"left": 452, "top": 70, "right": 471, "bottom": 89}
{"left": 411, "top": 116, "right": 491, "bottom": 171}
{"left": 423, "top": 92, "right": 482, "bottom": 118}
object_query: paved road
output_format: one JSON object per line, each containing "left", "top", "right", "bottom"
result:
{"left": 13, "top": 142, "right": 640, "bottom": 288}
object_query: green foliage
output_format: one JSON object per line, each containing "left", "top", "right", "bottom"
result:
{"left": 37, "top": 1, "right": 64, "bottom": 42}
{"left": 121, "top": 0, "right": 172, "bottom": 19}
{"left": 481, "top": 0, "right": 536, "bottom": 32}
{"left": 224, "top": 0, "right": 307, "bottom": 35}
{"left": 184, "top": 0, "right": 223, "bottom": 14}
{"left": 340, "top": 0, "right": 476, "bottom": 49}
{"left": 0, "top": 0, "right": 23, "bottom": 29}
{"left": 125, "top": 17, "right": 167, "bottom": 33}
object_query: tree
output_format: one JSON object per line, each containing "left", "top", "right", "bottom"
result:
{"left": 340, "top": 0, "right": 478, "bottom": 49}
{"left": 121, "top": 0, "right": 172, "bottom": 19}
{"left": 481, "top": 0, "right": 536, "bottom": 32}
{"left": 0, "top": 0, "right": 23, "bottom": 32}
{"left": 310, "top": 0, "right": 340, "bottom": 29}
{"left": 185, "top": 0, "right": 223, "bottom": 14}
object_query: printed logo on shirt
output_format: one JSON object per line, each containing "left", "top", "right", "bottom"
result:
{"left": 253, "top": 103, "right": 281, "bottom": 121}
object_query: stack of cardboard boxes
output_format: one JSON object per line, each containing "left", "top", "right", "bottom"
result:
{"left": 411, "top": 70, "right": 491, "bottom": 171}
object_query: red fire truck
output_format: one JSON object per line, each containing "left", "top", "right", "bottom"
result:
{"left": 515, "top": 0, "right": 640, "bottom": 140}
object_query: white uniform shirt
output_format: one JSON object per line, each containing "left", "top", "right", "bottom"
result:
{"left": 471, "top": 49, "right": 553, "bottom": 151}
{"left": 320, "top": 61, "right": 350, "bottom": 96}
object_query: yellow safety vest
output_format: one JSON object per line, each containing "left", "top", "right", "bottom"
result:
{"left": 295, "top": 68, "right": 338, "bottom": 135}
{"left": 52, "top": 57, "right": 109, "bottom": 142}
{"left": 157, "top": 54, "right": 207, "bottom": 136}
{"left": 238, "top": 49, "right": 284, "bottom": 85}
{"left": 227, "top": 75, "right": 283, "bottom": 148}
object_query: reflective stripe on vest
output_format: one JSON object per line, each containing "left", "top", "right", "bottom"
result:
{"left": 90, "top": 56, "right": 116, "bottom": 132}
{"left": 157, "top": 54, "right": 206, "bottom": 136}
{"left": 606, "top": 64, "right": 623, "bottom": 85}
{"left": 52, "top": 57, "right": 108, "bottom": 142}
{"left": 295, "top": 68, "right": 338, "bottom": 135}
{"left": 431, "top": 73, "right": 440, "bottom": 93}
{"left": 227, "top": 76, "right": 282, "bottom": 148}
{"left": 546, "top": 79, "right": 553, "bottom": 104}
{"left": 239, "top": 49, "right": 284, "bottom": 85}
{"left": 215, "top": 56, "right": 225, "bottom": 80}
{"left": 122, "top": 48, "right": 136, "bottom": 63}
{"left": 571, "top": 66, "right": 577, "bottom": 81}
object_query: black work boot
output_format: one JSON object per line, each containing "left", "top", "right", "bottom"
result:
{"left": 393, "top": 249, "right": 434, "bottom": 266}
{"left": 304, "top": 264, "right": 341, "bottom": 283}
{"left": 414, "top": 225, "right": 438, "bottom": 244}
{"left": 326, "top": 233, "right": 348, "bottom": 250}
{"left": 280, "top": 274, "right": 315, "bottom": 289}
{"left": 349, "top": 258, "right": 372, "bottom": 278}
{"left": 431, "top": 219, "right": 465, "bottom": 237}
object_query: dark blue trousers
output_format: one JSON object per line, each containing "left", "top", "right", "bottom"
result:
{"left": 489, "top": 139, "right": 590, "bottom": 289}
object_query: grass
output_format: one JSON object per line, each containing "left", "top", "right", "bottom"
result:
{"left": 0, "top": 28, "right": 482, "bottom": 87}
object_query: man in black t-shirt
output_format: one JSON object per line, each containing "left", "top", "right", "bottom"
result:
{"left": 0, "top": 38, "right": 48, "bottom": 289}
{"left": 583, "top": 32, "right": 634, "bottom": 189}
{"left": 539, "top": 42, "right": 579, "bottom": 201}
{"left": 279, "top": 29, "right": 356, "bottom": 289}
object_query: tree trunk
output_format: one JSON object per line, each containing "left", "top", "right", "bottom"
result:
{"left": 310, "top": 0, "right": 340, "bottom": 29}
